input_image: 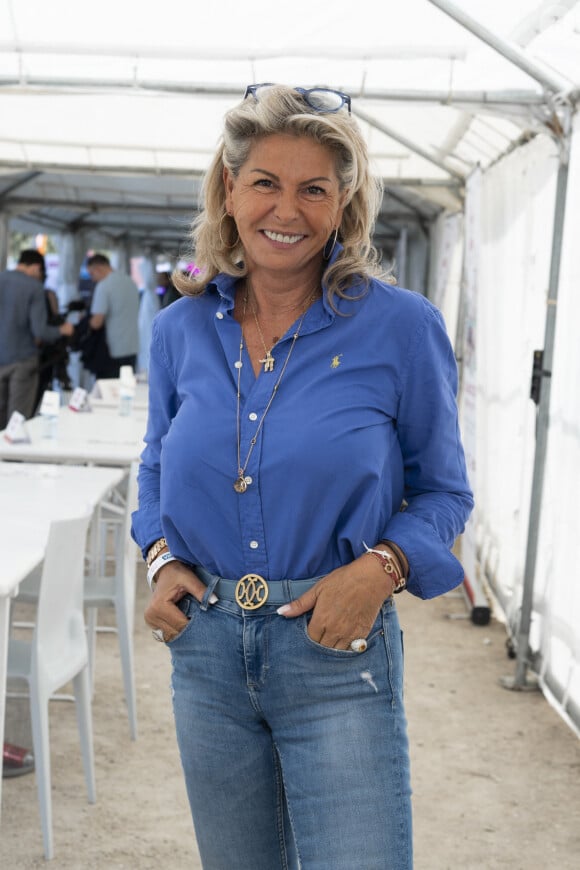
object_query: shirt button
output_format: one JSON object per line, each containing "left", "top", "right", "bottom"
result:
{"left": 249, "top": 540, "right": 259, "bottom": 549}
{"left": 248, "top": 412, "right": 258, "bottom": 421}
{"left": 244, "top": 475, "right": 253, "bottom": 485}
{"left": 216, "top": 311, "right": 224, "bottom": 319}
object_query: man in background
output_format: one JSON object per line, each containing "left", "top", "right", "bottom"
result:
{"left": 0, "top": 248, "right": 74, "bottom": 429}
{"left": 87, "top": 253, "right": 139, "bottom": 377}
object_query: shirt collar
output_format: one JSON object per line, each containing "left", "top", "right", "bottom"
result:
{"left": 207, "top": 243, "right": 366, "bottom": 322}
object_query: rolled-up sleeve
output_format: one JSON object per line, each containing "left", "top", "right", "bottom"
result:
{"left": 130, "top": 317, "right": 180, "bottom": 558}
{"left": 381, "top": 303, "right": 473, "bottom": 598}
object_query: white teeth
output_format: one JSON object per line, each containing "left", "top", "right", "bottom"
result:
{"left": 263, "top": 230, "right": 304, "bottom": 244}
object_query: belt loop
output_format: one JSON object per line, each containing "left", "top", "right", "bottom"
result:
{"left": 200, "top": 571, "right": 220, "bottom": 611}
{"left": 283, "top": 578, "right": 292, "bottom": 602}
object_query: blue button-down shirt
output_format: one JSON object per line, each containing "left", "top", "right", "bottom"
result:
{"left": 132, "top": 264, "right": 473, "bottom": 599}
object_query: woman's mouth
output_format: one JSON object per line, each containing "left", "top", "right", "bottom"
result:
{"left": 262, "top": 230, "right": 305, "bottom": 245}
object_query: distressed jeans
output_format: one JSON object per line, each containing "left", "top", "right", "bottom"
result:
{"left": 168, "top": 587, "right": 413, "bottom": 870}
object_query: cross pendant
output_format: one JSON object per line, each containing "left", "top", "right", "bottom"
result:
{"left": 260, "top": 351, "right": 275, "bottom": 372}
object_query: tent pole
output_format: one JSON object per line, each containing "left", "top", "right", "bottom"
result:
{"left": 428, "top": 0, "right": 571, "bottom": 95}
{"left": 353, "top": 107, "right": 464, "bottom": 180}
{"left": 0, "top": 213, "right": 9, "bottom": 271}
{"left": 502, "top": 119, "right": 571, "bottom": 690}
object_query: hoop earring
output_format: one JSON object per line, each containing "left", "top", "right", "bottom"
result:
{"left": 323, "top": 228, "right": 338, "bottom": 261}
{"left": 219, "top": 212, "right": 240, "bottom": 250}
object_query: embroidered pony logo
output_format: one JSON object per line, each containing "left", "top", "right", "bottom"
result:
{"left": 330, "top": 354, "right": 343, "bottom": 369}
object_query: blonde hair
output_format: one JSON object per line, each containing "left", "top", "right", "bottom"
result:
{"left": 174, "top": 85, "right": 391, "bottom": 305}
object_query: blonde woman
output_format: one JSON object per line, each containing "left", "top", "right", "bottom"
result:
{"left": 132, "top": 84, "right": 473, "bottom": 870}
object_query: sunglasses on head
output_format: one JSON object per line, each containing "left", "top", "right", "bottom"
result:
{"left": 244, "top": 83, "right": 351, "bottom": 115}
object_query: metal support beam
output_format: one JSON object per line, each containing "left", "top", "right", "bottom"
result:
{"left": 0, "top": 76, "right": 550, "bottom": 108}
{"left": 353, "top": 106, "right": 464, "bottom": 180}
{"left": 502, "top": 116, "right": 571, "bottom": 691}
{"left": 0, "top": 170, "right": 42, "bottom": 200}
{"left": 4, "top": 196, "right": 192, "bottom": 216}
{"left": 428, "top": 0, "right": 572, "bottom": 95}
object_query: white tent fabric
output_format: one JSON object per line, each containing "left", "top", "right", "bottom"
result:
{"left": 2, "top": 0, "right": 574, "bottom": 181}
{"left": 1, "top": 0, "right": 579, "bottom": 251}
{"left": 455, "top": 126, "right": 580, "bottom": 734}
{"left": 0, "top": 0, "right": 579, "bottom": 733}
{"left": 535, "top": 113, "right": 580, "bottom": 730}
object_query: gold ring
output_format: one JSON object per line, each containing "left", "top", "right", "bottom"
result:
{"left": 235, "top": 574, "right": 269, "bottom": 610}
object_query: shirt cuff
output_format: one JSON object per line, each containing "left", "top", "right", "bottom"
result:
{"left": 130, "top": 502, "right": 164, "bottom": 561}
{"left": 381, "top": 511, "right": 465, "bottom": 599}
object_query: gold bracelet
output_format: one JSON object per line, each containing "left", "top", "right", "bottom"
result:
{"left": 146, "top": 537, "right": 168, "bottom": 568}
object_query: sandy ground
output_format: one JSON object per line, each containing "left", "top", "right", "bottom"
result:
{"left": 2, "top": 566, "right": 580, "bottom": 869}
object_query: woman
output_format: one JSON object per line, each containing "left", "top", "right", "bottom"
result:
{"left": 132, "top": 84, "right": 473, "bottom": 870}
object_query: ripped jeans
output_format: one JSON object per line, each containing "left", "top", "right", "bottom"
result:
{"left": 168, "top": 588, "right": 412, "bottom": 870}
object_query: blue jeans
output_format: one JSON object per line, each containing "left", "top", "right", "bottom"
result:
{"left": 168, "top": 587, "right": 413, "bottom": 870}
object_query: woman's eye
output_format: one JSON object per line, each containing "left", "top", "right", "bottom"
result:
{"left": 305, "top": 185, "right": 325, "bottom": 196}
{"left": 255, "top": 178, "right": 273, "bottom": 189}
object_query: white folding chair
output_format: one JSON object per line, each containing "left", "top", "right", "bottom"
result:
{"left": 7, "top": 511, "right": 95, "bottom": 861}
{"left": 84, "top": 461, "right": 139, "bottom": 739}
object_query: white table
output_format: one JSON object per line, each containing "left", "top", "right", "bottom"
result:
{"left": 90, "top": 379, "right": 149, "bottom": 411}
{"left": 0, "top": 462, "right": 126, "bottom": 815}
{"left": 0, "top": 405, "right": 147, "bottom": 466}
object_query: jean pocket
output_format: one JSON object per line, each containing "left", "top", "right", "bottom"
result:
{"left": 301, "top": 609, "right": 385, "bottom": 657}
{"left": 165, "top": 594, "right": 198, "bottom": 645}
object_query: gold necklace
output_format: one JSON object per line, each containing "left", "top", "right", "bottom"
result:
{"left": 250, "top": 299, "right": 275, "bottom": 372}
{"left": 233, "top": 294, "right": 311, "bottom": 493}
{"left": 247, "top": 282, "right": 319, "bottom": 374}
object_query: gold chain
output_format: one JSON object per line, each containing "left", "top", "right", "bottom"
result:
{"left": 233, "top": 293, "right": 312, "bottom": 493}
{"left": 247, "top": 282, "right": 317, "bottom": 374}
{"left": 250, "top": 298, "right": 276, "bottom": 372}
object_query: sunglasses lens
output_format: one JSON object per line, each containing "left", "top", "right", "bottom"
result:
{"left": 245, "top": 84, "right": 350, "bottom": 114}
{"left": 306, "top": 89, "right": 345, "bottom": 112}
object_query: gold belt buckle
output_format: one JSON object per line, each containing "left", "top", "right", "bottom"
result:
{"left": 235, "top": 574, "right": 269, "bottom": 610}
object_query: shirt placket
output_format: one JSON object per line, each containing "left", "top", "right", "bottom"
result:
{"left": 235, "top": 362, "right": 273, "bottom": 578}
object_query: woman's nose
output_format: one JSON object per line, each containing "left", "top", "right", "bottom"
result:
{"left": 273, "top": 190, "right": 299, "bottom": 222}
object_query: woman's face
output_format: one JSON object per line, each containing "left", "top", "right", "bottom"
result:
{"left": 224, "top": 133, "right": 347, "bottom": 282}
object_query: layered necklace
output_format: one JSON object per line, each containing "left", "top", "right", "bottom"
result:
{"left": 248, "top": 283, "right": 315, "bottom": 373}
{"left": 233, "top": 286, "right": 315, "bottom": 494}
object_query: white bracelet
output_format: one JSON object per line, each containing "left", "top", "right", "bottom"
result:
{"left": 147, "top": 551, "right": 177, "bottom": 589}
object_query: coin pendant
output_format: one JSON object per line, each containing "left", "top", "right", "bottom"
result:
{"left": 234, "top": 476, "right": 247, "bottom": 493}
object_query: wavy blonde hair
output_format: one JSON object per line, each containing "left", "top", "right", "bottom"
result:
{"left": 174, "top": 85, "right": 391, "bottom": 304}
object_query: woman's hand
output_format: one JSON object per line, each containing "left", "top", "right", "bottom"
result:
{"left": 277, "top": 554, "right": 396, "bottom": 649}
{"left": 144, "top": 561, "right": 211, "bottom": 642}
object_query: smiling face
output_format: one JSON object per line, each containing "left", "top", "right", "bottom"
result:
{"left": 224, "top": 133, "right": 347, "bottom": 285}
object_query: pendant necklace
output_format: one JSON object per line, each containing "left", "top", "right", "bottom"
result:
{"left": 233, "top": 292, "right": 313, "bottom": 493}
{"left": 248, "top": 282, "right": 317, "bottom": 374}
{"left": 251, "top": 300, "right": 276, "bottom": 373}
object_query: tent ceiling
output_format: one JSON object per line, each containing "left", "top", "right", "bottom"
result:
{"left": 0, "top": 0, "right": 578, "bottom": 256}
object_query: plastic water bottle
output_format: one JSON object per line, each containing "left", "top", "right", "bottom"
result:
{"left": 42, "top": 413, "right": 58, "bottom": 439}
{"left": 119, "top": 388, "right": 133, "bottom": 416}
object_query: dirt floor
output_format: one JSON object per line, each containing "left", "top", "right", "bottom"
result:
{"left": 2, "top": 566, "right": 580, "bottom": 869}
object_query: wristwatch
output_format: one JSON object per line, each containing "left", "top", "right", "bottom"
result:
{"left": 146, "top": 537, "right": 168, "bottom": 567}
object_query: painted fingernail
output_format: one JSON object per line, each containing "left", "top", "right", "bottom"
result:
{"left": 277, "top": 604, "right": 291, "bottom": 615}
{"left": 209, "top": 593, "right": 219, "bottom": 604}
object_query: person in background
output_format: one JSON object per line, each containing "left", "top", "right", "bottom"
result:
{"left": 33, "top": 262, "right": 73, "bottom": 410}
{"left": 132, "top": 84, "right": 473, "bottom": 869}
{"left": 0, "top": 248, "right": 74, "bottom": 429}
{"left": 86, "top": 253, "right": 139, "bottom": 377}
{"left": 158, "top": 270, "right": 181, "bottom": 307}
